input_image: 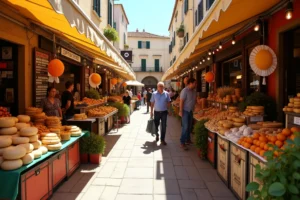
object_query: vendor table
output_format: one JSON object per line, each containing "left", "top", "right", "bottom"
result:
{"left": 67, "top": 118, "right": 97, "bottom": 133}
{"left": 74, "top": 103, "right": 106, "bottom": 114}
{"left": 0, "top": 132, "right": 88, "bottom": 200}
{"left": 89, "top": 110, "right": 119, "bottom": 135}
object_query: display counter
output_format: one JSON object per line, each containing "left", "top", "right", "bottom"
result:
{"left": 89, "top": 110, "right": 118, "bottom": 135}
{"left": 285, "top": 111, "right": 300, "bottom": 128}
{"left": 67, "top": 118, "right": 97, "bottom": 133}
{"left": 0, "top": 132, "right": 88, "bottom": 200}
{"left": 74, "top": 103, "right": 106, "bottom": 114}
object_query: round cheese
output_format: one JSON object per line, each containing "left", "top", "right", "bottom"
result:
{"left": 40, "top": 133, "right": 57, "bottom": 137}
{"left": 71, "top": 131, "right": 81, "bottom": 137}
{"left": 41, "top": 136, "right": 59, "bottom": 140}
{"left": 22, "top": 153, "right": 34, "bottom": 165}
{"left": 31, "top": 140, "right": 41, "bottom": 150}
{"left": 45, "top": 142, "right": 62, "bottom": 151}
{"left": 17, "top": 115, "right": 31, "bottom": 123}
{"left": 0, "top": 156, "right": 3, "bottom": 166}
{"left": 0, "top": 127, "right": 18, "bottom": 135}
{"left": 0, "top": 146, "right": 13, "bottom": 156}
{"left": 32, "top": 149, "right": 42, "bottom": 159}
{"left": 1, "top": 159, "right": 23, "bottom": 170}
{"left": 3, "top": 146, "right": 26, "bottom": 160}
{"left": 39, "top": 146, "right": 48, "bottom": 155}
{"left": 20, "top": 127, "right": 38, "bottom": 137}
{"left": 42, "top": 139, "right": 60, "bottom": 145}
{"left": 0, "top": 137, "right": 12, "bottom": 148}
{"left": 12, "top": 136, "right": 29, "bottom": 145}
{"left": 15, "top": 123, "right": 30, "bottom": 130}
{"left": 10, "top": 117, "right": 19, "bottom": 123}
{"left": 28, "top": 135, "right": 38, "bottom": 143}
{"left": 0, "top": 118, "right": 15, "bottom": 128}
{"left": 17, "top": 143, "right": 34, "bottom": 153}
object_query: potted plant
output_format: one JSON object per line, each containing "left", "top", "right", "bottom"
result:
{"left": 124, "top": 44, "right": 129, "bottom": 49}
{"left": 176, "top": 25, "right": 185, "bottom": 38}
{"left": 194, "top": 119, "right": 209, "bottom": 159}
{"left": 85, "top": 89, "right": 100, "bottom": 99}
{"left": 79, "top": 136, "right": 89, "bottom": 163}
{"left": 104, "top": 27, "right": 119, "bottom": 42}
{"left": 88, "top": 133, "right": 106, "bottom": 164}
{"left": 109, "top": 102, "right": 130, "bottom": 124}
{"left": 246, "top": 132, "right": 300, "bottom": 199}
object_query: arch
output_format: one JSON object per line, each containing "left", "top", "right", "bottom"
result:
{"left": 141, "top": 76, "right": 158, "bottom": 89}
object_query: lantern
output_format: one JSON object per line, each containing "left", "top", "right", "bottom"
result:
{"left": 117, "top": 78, "right": 123, "bottom": 83}
{"left": 48, "top": 59, "right": 64, "bottom": 77}
{"left": 111, "top": 78, "right": 117, "bottom": 85}
{"left": 89, "top": 73, "right": 101, "bottom": 88}
{"left": 176, "top": 82, "right": 180, "bottom": 87}
{"left": 205, "top": 72, "right": 214, "bottom": 83}
{"left": 184, "top": 77, "right": 189, "bottom": 85}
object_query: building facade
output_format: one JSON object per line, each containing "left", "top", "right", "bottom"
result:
{"left": 128, "top": 30, "right": 170, "bottom": 89}
{"left": 113, "top": 4, "right": 129, "bottom": 51}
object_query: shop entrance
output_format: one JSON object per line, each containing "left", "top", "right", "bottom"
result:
{"left": 0, "top": 39, "right": 18, "bottom": 115}
{"left": 141, "top": 76, "right": 158, "bottom": 90}
{"left": 220, "top": 55, "right": 242, "bottom": 89}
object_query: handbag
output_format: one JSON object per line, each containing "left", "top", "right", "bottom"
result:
{"left": 146, "top": 117, "right": 156, "bottom": 136}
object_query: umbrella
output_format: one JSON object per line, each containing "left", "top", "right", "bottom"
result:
{"left": 125, "top": 80, "right": 145, "bottom": 86}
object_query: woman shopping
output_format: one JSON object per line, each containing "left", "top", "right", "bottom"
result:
{"left": 41, "top": 86, "right": 62, "bottom": 118}
{"left": 123, "top": 90, "right": 131, "bottom": 123}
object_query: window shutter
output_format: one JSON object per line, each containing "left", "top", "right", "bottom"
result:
{"left": 206, "top": 0, "right": 215, "bottom": 10}
{"left": 146, "top": 41, "right": 150, "bottom": 49}
{"left": 93, "top": 0, "right": 97, "bottom": 11}
{"left": 138, "top": 41, "right": 142, "bottom": 49}
{"left": 198, "top": 1, "right": 203, "bottom": 24}
{"left": 113, "top": 22, "right": 116, "bottom": 29}
{"left": 173, "top": 32, "right": 175, "bottom": 46}
{"left": 184, "top": 0, "right": 189, "bottom": 14}
{"left": 194, "top": 10, "right": 198, "bottom": 27}
{"left": 155, "top": 59, "right": 160, "bottom": 72}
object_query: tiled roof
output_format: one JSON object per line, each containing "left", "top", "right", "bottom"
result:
{"left": 128, "top": 31, "right": 169, "bottom": 39}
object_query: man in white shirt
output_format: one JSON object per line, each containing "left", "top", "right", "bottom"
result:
{"left": 143, "top": 89, "right": 147, "bottom": 105}
{"left": 129, "top": 89, "right": 133, "bottom": 97}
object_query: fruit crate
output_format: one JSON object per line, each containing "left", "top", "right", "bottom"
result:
{"left": 285, "top": 111, "right": 300, "bottom": 129}
{"left": 230, "top": 142, "right": 248, "bottom": 200}
{"left": 207, "top": 131, "right": 217, "bottom": 168}
{"left": 217, "top": 135, "right": 230, "bottom": 186}
{"left": 248, "top": 153, "right": 266, "bottom": 197}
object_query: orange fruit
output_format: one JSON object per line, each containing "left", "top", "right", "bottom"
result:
{"left": 253, "top": 139, "right": 258, "bottom": 145}
{"left": 260, "top": 142, "right": 266, "bottom": 149}
{"left": 255, "top": 147, "right": 261, "bottom": 154}
{"left": 247, "top": 138, "right": 253, "bottom": 144}
{"left": 259, "top": 136, "right": 268, "bottom": 142}
{"left": 290, "top": 134, "right": 295, "bottom": 140}
{"left": 259, "top": 150, "right": 265, "bottom": 157}
{"left": 256, "top": 141, "right": 261, "bottom": 147}
{"left": 250, "top": 145, "right": 256, "bottom": 151}
{"left": 269, "top": 135, "right": 277, "bottom": 143}
{"left": 291, "top": 127, "right": 300, "bottom": 133}
{"left": 253, "top": 133, "right": 260, "bottom": 139}
{"left": 274, "top": 151, "right": 279, "bottom": 157}
{"left": 277, "top": 133, "right": 286, "bottom": 141}
{"left": 238, "top": 140, "right": 242, "bottom": 145}
{"left": 275, "top": 140, "right": 283, "bottom": 148}
{"left": 282, "top": 128, "right": 291, "bottom": 136}
{"left": 264, "top": 144, "right": 269, "bottom": 151}
{"left": 241, "top": 141, "right": 245, "bottom": 146}
{"left": 244, "top": 142, "right": 251, "bottom": 149}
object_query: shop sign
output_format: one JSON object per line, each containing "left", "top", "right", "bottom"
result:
{"left": 121, "top": 50, "right": 132, "bottom": 62}
{"left": 61, "top": 47, "right": 81, "bottom": 63}
{"left": 294, "top": 117, "right": 300, "bottom": 125}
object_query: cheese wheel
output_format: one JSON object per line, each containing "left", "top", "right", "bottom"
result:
{"left": 0, "top": 127, "right": 18, "bottom": 135}
{"left": 17, "top": 143, "right": 34, "bottom": 153}
{"left": 32, "top": 149, "right": 42, "bottom": 159}
{"left": 12, "top": 137, "right": 29, "bottom": 145}
{"left": 17, "top": 115, "right": 31, "bottom": 123}
{"left": 233, "top": 118, "right": 246, "bottom": 123}
{"left": 3, "top": 146, "right": 26, "bottom": 160}
{"left": 0, "top": 156, "right": 3, "bottom": 166}
{"left": 28, "top": 135, "right": 38, "bottom": 142}
{"left": 41, "top": 136, "right": 59, "bottom": 140}
{"left": 0, "top": 137, "right": 12, "bottom": 148}
{"left": 40, "top": 133, "right": 57, "bottom": 137}
{"left": 45, "top": 143, "right": 62, "bottom": 151}
{"left": 0, "top": 146, "right": 13, "bottom": 156}
{"left": 15, "top": 123, "right": 30, "bottom": 130}
{"left": 39, "top": 146, "right": 48, "bottom": 155}
{"left": 42, "top": 139, "right": 60, "bottom": 145}
{"left": 20, "top": 127, "right": 38, "bottom": 137}
{"left": 0, "top": 118, "right": 15, "bottom": 128}
{"left": 1, "top": 159, "right": 23, "bottom": 170}
{"left": 22, "top": 153, "right": 34, "bottom": 165}
{"left": 71, "top": 132, "right": 81, "bottom": 137}
{"left": 10, "top": 117, "right": 19, "bottom": 123}
{"left": 31, "top": 141, "right": 41, "bottom": 150}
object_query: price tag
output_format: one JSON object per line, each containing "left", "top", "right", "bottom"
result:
{"left": 250, "top": 116, "right": 263, "bottom": 122}
{"left": 294, "top": 117, "right": 300, "bottom": 125}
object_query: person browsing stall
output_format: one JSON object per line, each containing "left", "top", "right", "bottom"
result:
{"left": 123, "top": 90, "right": 131, "bottom": 123}
{"left": 41, "top": 86, "right": 62, "bottom": 117}
{"left": 179, "top": 78, "right": 197, "bottom": 150}
{"left": 150, "top": 82, "right": 171, "bottom": 145}
{"left": 61, "top": 81, "right": 75, "bottom": 121}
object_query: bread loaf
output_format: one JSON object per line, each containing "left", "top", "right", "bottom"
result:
{"left": 17, "top": 115, "right": 31, "bottom": 123}
{"left": 0, "top": 127, "right": 18, "bottom": 135}
{"left": 32, "top": 149, "right": 42, "bottom": 159}
{"left": 22, "top": 153, "right": 34, "bottom": 165}
{"left": 20, "top": 127, "right": 38, "bottom": 137}
{"left": 1, "top": 159, "right": 23, "bottom": 170}
{"left": 17, "top": 143, "right": 34, "bottom": 153}
{"left": 31, "top": 140, "right": 41, "bottom": 150}
{"left": 3, "top": 146, "right": 26, "bottom": 160}
{"left": 15, "top": 123, "right": 30, "bottom": 130}
{"left": 0, "top": 137, "right": 12, "bottom": 148}
{"left": 12, "top": 136, "right": 29, "bottom": 145}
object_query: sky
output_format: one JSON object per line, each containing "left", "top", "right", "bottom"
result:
{"left": 115, "top": 0, "right": 174, "bottom": 36}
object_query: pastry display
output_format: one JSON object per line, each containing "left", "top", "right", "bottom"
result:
{"left": 74, "top": 113, "right": 88, "bottom": 120}
{"left": 243, "top": 106, "right": 264, "bottom": 117}
{"left": 283, "top": 95, "right": 300, "bottom": 113}
{"left": 88, "top": 106, "right": 117, "bottom": 117}
{"left": 45, "top": 116, "right": 61, "bottom": 129}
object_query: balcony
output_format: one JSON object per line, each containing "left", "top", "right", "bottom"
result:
{"left": 132, "top": 67, "right": 163, "bottom": 72}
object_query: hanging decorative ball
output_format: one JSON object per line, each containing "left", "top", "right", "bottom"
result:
{"left": 48, "top": 59, "right": 64, "bottom": 77}
{"left": 117, "top": 78, "right": 123, "bottom": 83}
{"left": 183, "top": 77, "right": 189, "bottom": 85}
{"left": 255, "top": 50, "right": 273, "bottom": 70}
{"left": 176, "top": 82, "right": 180, "bottom": 87}
{"left": 90, "top": 73, "right": 101, "bottom": 85}
{"left": 122, "top": 82, "right": 127, "bottom": 87}
{"left": 205, "top": 72, "right": 215, "bottom": 83}
{"left": 111, "top": 78, "right": 117, "bottom": 85}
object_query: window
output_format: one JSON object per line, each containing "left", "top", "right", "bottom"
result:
{"left": 155, "top": 59, "right": 160, "bottom": 72}
{"left": 173, "top": 32, "right": 175, "bottom": 47}
{"left": 123, "top": 33, "right": 126, "bottom": 45}
{"left": 138, "top": 41, "right": 150, "bottom": 49}
{"left": 141, "top": 59, "right": 146, "bottom": 71}
{"left": 184, "top": 0, "right": 189, "bottom": 14}
{"left": 113, "top": 22, "right": 116, "bottom": 30}
{"left": 181, "top": 2, "right": 184, "bottom": 22}
{"left": 194, "top": 10, "right": 198, "bottom": 28}
{"left": 122, "top": 15, "right": 124, "bottom": 23}
{"left": 198, "top": 0, "right": 203, "bottom": 25}
{"left": 107, "top": 0, "right": 113, "bottom": 26}
{"left": 93, "top": 0, "right": 101, "bottom": 17}
{"left": 206, "top": 0, "right": 215, "bottom": 10}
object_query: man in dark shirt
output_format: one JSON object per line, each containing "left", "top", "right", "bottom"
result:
{"left": 146, "top": 88, "right": 152, "bottom": 113}
{"left": 61, "top": 81, "right": 74, "bottom": 121}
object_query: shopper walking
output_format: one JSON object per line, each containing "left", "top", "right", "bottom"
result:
{"left": 146, "top": 88, "right": 152, "bottom": 113}
{"left": 143, "top": 89, "right": 147, "bottom": 105}
{"left": 123, "top": 90, "right": 131, "bottom": 123}
{"left": 179, "top": 78, "right": 197, "bottom": 150}
{"left": 150, "top": 82, "right": 171, "bottom": 145}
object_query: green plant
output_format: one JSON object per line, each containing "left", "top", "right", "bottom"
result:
{"left": 238, "top": 92, "right": 277, "bottom": 121}
{"left": 217, "top": 86, "right": 235, "bottom": 98}
{"left": 104, "top": 27, "right": 119, "bottom": 42}
{"left": 85, "top": 89, "right": 100, "bottom": 99}
{"left": 194, "top": 119, "right": 209, "bottom": 158}
{"left": 79, "top": 136, "right": 89, "bottom": 154}
{"left": 176, "top": 24, "right": 184, "bottom": 34}
{"left": 246, "top": 132, "right": 300, "bottom": 200}
{"left": 108, "top": 102, "right": 130, "bottom": 117}
{"left": 124, "top": 44, "right": 129, "bottom": 49}
{"left": 87, "top": 133, "right": 106, "bottom": 154}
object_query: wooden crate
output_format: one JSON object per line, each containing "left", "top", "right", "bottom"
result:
{"left": 67, "top": 141, "right": 80, "bottom": 177}
{"left": 207, "top": 131, "right": 217, "bottom": 168}
{"left": 248, "top": 153, "right": 266, "bottom": 195}
{"left": 217, "top": 136, "right": 230, "bottom": 185}
{"left": 230, "top": 143, "right": 248, "bottom": 200}
{"left": 21, "top": 161, "right": 52, "bottom": 200}
{"left": 51, "top": 150, "right": 67, "bottom": 189}
{"left": 285, "top": 112, "right": 300, "bottom": 128}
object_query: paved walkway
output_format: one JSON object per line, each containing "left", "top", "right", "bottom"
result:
{"left": 52, "top": 105, "right": 236, "bottom": 200}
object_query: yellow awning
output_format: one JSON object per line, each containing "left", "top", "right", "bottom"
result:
{"left": 4, "top": 0, "right": 135, "bottom": 80}
{"left": 163, "top": 0, "right": 281, "bottom": 80}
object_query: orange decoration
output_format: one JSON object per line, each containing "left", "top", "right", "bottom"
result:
{"left": 291, "top": 127, "right": 300, "bottom": 133}
{"left": 122, "top": 82, "right": 127, "bottom": 87}
{"left": 255, "top": 49, "right": 273, "bottom": 70}
{"left": 205, "top": 72, "right": 214, "bottom": 83}
{"left": 111, "top": 78, "right": 117, "bottom": 85}
{"left": 90, "top": 73, "right": 101, "bottom": 85}
{"left": 48, "top": 59, "right": 64, "bottom": 77}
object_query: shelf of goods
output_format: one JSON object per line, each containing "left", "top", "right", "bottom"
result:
{"left": 74, "top": 102, "right": 106, "bottom": 114}
{"left": 285, "top": 112, "right": 300, "bottom": 129}
{"left": 0, "top": 132, "right": 87, "bottom": 200}
{"left": 67, "top": 118, "right": 96, "bottom": 133}
{"left": 88, "top": 109, "right": 118, "bottom": 135}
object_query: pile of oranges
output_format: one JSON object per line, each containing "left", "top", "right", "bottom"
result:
{"left": 237, "top": 127, "right": 300, "bottom": 158}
